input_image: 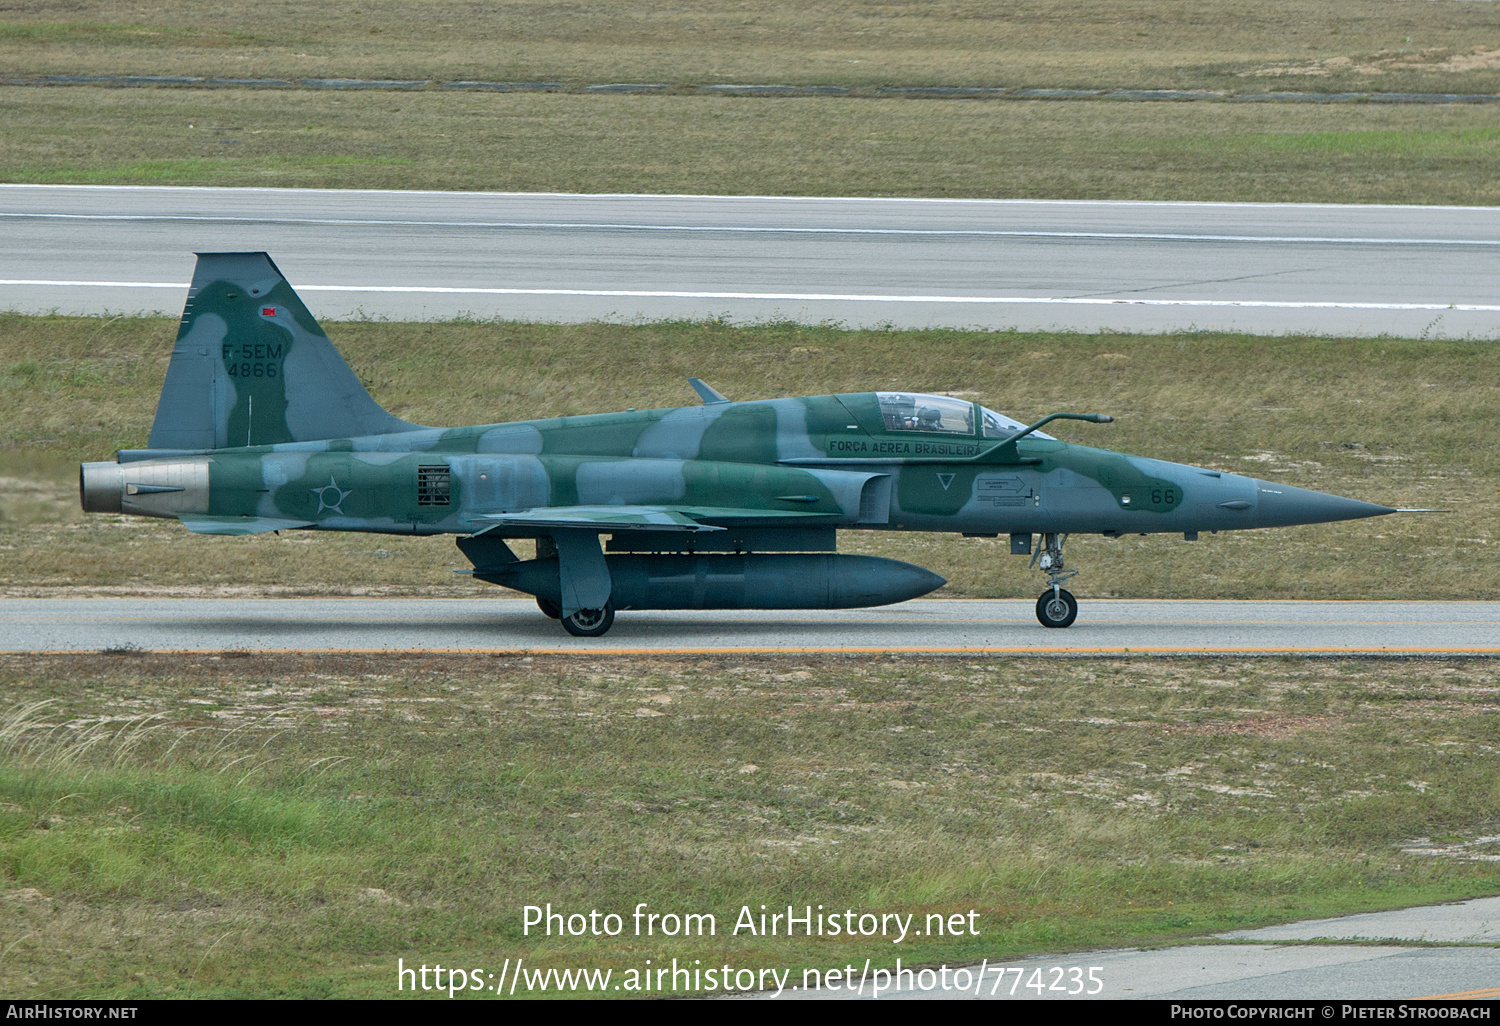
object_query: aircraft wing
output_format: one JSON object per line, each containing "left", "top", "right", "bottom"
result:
{"left": 466, "top": 505, "right": 841, "bottom": 533}
{"left": 179, "top": 515, "right": 315, "bottom": 535}
{"left": 469, "top": 506, "right": 724, "bottom": 532}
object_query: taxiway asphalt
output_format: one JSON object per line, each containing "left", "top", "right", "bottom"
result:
{"left": 782, "top": 896, "right": 1500, "bottom": 1000}
{"left": 3, "top": 598, "right": 1496, "bottom": 655}
{"left": 3, "top": 186, "right": 1498, "bottom": 337}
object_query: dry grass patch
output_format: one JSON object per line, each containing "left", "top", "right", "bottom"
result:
{"left": 3, "top": 1, "right": 1500, "bottom": 95}
{"left": 1163, "top": 713, "right": 1343, "bottom": 739}
{"left": 0, "top": 653, "right": 1496, "bottom": 997}
{"left": 3, "top": 87, "right": 1500, "bottom": 202}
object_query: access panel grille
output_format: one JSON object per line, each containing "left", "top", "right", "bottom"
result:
{"left": 417, "top": 465, "right": 450, "bottom": 506}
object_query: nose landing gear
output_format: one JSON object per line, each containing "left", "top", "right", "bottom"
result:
{"left": 1031, "top": 532, "right": 1079, "bottom": 628}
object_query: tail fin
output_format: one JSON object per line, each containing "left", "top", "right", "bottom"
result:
{"left": 146, "top": 252, "right": 424, "bottom": 450}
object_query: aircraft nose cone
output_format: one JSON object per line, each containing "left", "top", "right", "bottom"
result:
{"left": 1253, "top": 480, "right": 1395, "bottom": 527}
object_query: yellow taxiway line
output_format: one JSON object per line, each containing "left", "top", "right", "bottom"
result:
{"left": 1416, "top": 986, "right": 1500, "bottom": 1000}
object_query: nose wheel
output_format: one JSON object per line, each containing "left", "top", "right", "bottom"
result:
{"left": 1036, "top": 588, "right": 1078, "bottom": 628}
{"left": 1030, "top": 532, "right": 1081, "bottom": 628}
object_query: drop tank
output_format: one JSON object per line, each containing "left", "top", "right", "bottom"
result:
{"left": 468, "top": 551, "right": 945, "bottom": 610}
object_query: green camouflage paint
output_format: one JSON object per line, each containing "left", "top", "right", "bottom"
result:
{"left": 81, "top": 252, "right": 1399, "bottom": 633}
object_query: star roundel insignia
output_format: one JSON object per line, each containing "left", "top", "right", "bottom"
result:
{"left": 311, "top": 475, "right": 352, "bottom": 515}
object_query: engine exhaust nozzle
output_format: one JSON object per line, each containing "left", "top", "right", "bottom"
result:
{"left": 79, "top": 458, "right": 210, "bottom": 518}
{"left": 79, "top": 462, "right": 125, "bottom": 513}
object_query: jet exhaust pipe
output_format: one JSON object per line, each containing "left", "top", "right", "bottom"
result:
{"left": 79, "top": 459, "right": 210, "bottom": 518}
{"left": 79, "top": 462, "right": 124, "bottom": 514}
{"left": 477, "top": 552, "right": 946, "bottom": 610}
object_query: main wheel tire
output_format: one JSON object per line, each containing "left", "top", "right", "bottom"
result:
{"left": 561, "top": 602, "right": 615, "bottom": 638}
{"left": 1035, "top": 588, "right": 1079, "bottom": 629}
{"left": 536, "top": 597, "right": 562, "bottom": 619}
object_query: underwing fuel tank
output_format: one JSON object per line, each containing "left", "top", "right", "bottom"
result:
{"left": 477, "top": 553, "right": 946, "bottom": 610}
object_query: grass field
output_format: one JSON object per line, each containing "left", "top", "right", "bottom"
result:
{"left": 4, "top": 0, "right": 1500, "bottom": 95}
{"left": 3, "top": 3, "right": 1498, "bottom": 201}
{"left": 4, "top": 4, "right": 1496, "bottom": 1003}
{"left": 1, "top": 653, "right": 1496, "bottom": 998}
{"left": 4, "top": 86, "right": 1500, "bottom": 202}
{"left": 1, "top": 315, "right": 1495, "bottom": 601}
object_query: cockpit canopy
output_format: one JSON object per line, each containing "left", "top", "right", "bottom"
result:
{"left": 875, "top": 392, "right": 1054, "bottom": 440}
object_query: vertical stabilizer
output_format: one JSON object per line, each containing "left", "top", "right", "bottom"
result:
{"left": 147, "top": 252, "right": 424, "bottom": 449}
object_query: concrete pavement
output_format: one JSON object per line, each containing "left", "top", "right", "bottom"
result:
{"left": 783, "top": 896, "right": 1500, "bottom": 1000}
{"left": 3, "top": 187, "right": 1498, "bottom": 336}
{"left": 3, "top": 597, "right": 1497, "bottom": 654}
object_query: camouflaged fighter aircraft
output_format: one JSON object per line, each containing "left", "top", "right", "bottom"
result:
{"left": 80, "top": 253, "right": 1403, "bottom": 637}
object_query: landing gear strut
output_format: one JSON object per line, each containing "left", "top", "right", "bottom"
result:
{"left": 1031, "top": 532, "right": 1079, "bottom": 628}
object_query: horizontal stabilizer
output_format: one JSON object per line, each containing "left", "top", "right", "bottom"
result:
{"left": 179, "top": 515, "right": 314, "bottom": 535}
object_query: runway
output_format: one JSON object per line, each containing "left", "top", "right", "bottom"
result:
{"left": 4, "top": 598, "right": 1497, "bottom": 655}
{"left": 3, "top": 185, "right": 1498, "bottom": 337}
{"left": 783, "top": 896, "right": 1500, "bottom": 1000}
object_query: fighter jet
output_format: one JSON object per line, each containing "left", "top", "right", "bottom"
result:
{"left": 80, "top": 253, "right": 1404, "bottom": 637}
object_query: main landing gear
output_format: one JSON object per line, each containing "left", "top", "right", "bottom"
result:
{"left": 536, "top": 595, "right": 615, "bottom": 636}
{"left": 560, "top": 602, "right": 615, "bottom": 638}
{"left": 1031, "top": 532, "right": 1079, "bottom": 628}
